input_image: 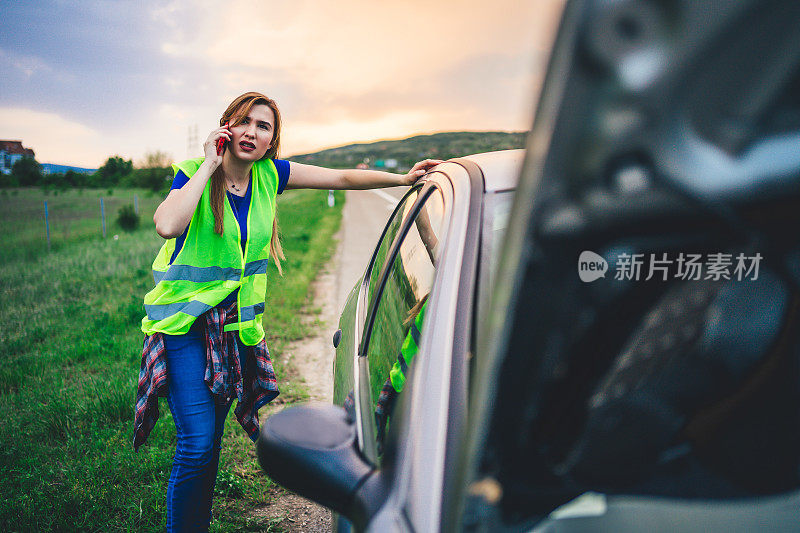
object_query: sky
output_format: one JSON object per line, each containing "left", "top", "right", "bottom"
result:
{"left": 0, "top": 0, "right": 563, "bottom": 169}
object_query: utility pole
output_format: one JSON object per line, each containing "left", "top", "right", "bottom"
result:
{"left": 187, "top": 124, "right": 199, "bottom": 158}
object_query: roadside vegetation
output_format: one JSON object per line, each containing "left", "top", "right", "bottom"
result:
{"left": 0, "top": 187, "right": 344, "bottom": 532}
{"left": 1, "top": 150, "right": 173, "bottom": 193}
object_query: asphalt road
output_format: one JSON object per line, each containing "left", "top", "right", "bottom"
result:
{"left": 335, "top": 186, "right": 409, "bottom": 312}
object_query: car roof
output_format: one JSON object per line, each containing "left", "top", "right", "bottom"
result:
{"left": 457, "top": 149, "right": 524, "bottom": 192}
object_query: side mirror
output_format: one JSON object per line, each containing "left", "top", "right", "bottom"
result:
{"left": 257, "top": 404, "right": 386, "bottom": 528}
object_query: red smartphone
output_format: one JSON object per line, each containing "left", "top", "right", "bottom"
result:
{"left": 216, "top": 121, "right": 229, "bottom": 156}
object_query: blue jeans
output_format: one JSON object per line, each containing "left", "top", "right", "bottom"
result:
{"left": 164, "top": 323, "right": 245, "bottom": 533}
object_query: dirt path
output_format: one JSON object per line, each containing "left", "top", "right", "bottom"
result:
{"left": 252, "top": 226, "right": 342, "bottom": 532}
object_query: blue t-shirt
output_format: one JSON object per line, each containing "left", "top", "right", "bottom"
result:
{"left": 169, "top": 158, "right": 291, "bottom": 306}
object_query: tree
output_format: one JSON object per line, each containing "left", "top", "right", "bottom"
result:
{"left": 39, "top": 171, "right": 66, "bottom": 189}
{"left": 11, "top": 157, "right": 42, "bottom": 186}
{"left": 64, "top": 169, "right": 89, "bottom": 187}
{"left": 0, "top": 172, "right": 19, "bottom": 188}
{"left": 134, "top": 150, "right": 173, "bottom": 191}
{"left": 93, "top": 155, "right": 133, "bottom": 187}
{"left": 138, "top": 150, "right": 172, "bottom": 169}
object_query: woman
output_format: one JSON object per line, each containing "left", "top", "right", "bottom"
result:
{"left": 134, "top": 91, "right": 440, "bottom": 531}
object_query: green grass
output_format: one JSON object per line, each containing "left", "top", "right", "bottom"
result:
{"left": 0, "top": 187, "right": 343, "bottom": 532}
{"left": 0, "top": 187, "right": 163, "bottom": 265}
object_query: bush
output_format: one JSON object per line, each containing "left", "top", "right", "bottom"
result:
{"left": 127, "top": 167, "right": 171, "bottom": 192}
{"left": 116, "top": 205, "right": 139, "bottom": 232}
{"left": 64, "top": 170, "right": 88, "bottom": 187}
{"left": 92, "top": 156, "right": 133, "bottom": 187}
{"left": 0, "top": 172, "right": 19, "bottom": 188}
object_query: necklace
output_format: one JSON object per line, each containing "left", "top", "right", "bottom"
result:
{"left": 226, "top": 171, "right": 251, "bottom": 195}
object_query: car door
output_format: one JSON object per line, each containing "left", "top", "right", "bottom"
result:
{"left": 255, "top": 161, "right": 489, "bottom": 533}
{"left": 361, "top": 162, "right": 485, "bottom": 532}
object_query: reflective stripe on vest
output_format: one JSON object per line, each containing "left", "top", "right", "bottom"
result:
{"left": 141, "top": 157, "right": 278, "bottom": 345}
{"left": 152, "top": 258, "right": 269, "bottom": 284}
{"left": 389, "top": 300, "right": 428, "bottom": 393}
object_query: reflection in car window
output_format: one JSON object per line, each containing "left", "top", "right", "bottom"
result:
{"left": 475, "top": 191, "right": 515, "bottom": 351}
{"left": 365, "top": 189, "right": 421, "bottom": 313}
{"left": 366, "top": 187, "right": 446, "bottom": 457}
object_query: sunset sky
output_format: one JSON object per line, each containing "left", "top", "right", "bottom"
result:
{"left": 0, "top": 1, "right": 562, "bottom": 169}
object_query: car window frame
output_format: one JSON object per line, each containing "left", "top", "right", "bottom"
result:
{"left": 402, "top": 159, "right": 486, "bottom": 532}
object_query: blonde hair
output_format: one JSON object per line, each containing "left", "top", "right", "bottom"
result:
{"left": 210, "top": 92, "right": 285, "bottom": 274}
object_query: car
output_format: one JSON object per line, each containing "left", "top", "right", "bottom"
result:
{"left": 331, "top": 149, "right": 523, "bottom": 464}
{"left": 258, "top": 0, "right": 800, "bottom": 531}
{"left": 259, "top": 148, "right": 522, "bottom": 529}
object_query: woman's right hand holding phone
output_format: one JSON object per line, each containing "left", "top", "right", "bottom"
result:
{"left": 203, "top": 123, "right": 231, "bottom": 169}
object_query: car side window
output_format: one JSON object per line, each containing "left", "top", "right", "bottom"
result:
{"left": 475, "top": 190, "right": 515, "bottom": 339}
{"left": 363, "top": 187, "right": 447, "bottom": 458}
{"left": 484, "top": 191, "right": 514, "bottom": 288}
{"left": 339, "top": 188, "right": 427, "bottom": 448}
{"left": 364, "top": 189, "right": 422, "bottom": 311}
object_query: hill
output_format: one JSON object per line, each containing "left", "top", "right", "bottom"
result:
{"left": 286, "top": 131, "right": 527, "bottom": 171}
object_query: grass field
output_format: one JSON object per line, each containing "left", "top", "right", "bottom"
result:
{"left": 0, "top": 187, "right": 163, "bottom": 265}
{"left": 0, "top": 187, "right": 344, "bottom": 532}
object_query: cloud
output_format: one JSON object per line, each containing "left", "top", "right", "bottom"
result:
{"left": 0, "top": 0, "right": 564, "bottom": 166}
{"left": 0, "top": 107, "right": 122, "bottom": 168}
{"left": 284, "top": 109, "right": 431, "bottom": 155}
{"left": 0, "top": 1, "right": 190, "bottom": 126}
{"left": 0, "top": 48, "right": 54, "bottom": 79}
{"left": 154, "top": 0, "right": 562, "bottom": 155}
{"left": 159, "top": 0, "right": 561, "bottom": 98}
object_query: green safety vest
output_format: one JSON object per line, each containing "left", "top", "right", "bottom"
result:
{"left": 141, "top": 157, "right": 278, "bottom": 345}
{"left": 389, "top": 300, "right": 428, "bottom": 392}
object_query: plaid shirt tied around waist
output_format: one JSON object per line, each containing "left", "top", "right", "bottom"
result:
{"left": 133, "top": 303, "right": 279, "bottom": 451}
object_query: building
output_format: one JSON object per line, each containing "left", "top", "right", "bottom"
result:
{"left": 0, "top": 140, "right": 35, "bottom": 175}
{"left": 40, "top": 163, "right": 96, "bottom": 175}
